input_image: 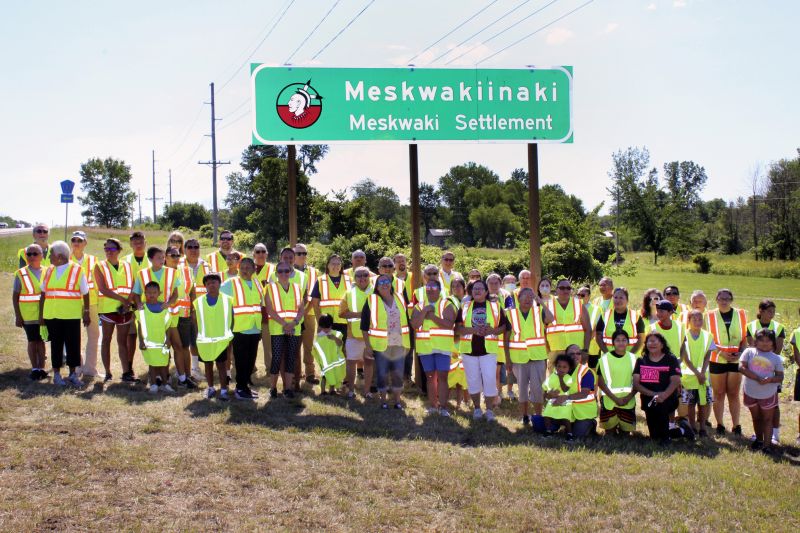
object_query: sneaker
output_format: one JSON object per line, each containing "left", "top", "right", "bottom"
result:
{"left": 29, "top": 369, "right": 38, "bottom": 380}
{"left": 149, "top": 384, "right": 159, "bottom": 394}
{"left": 103, "top": 373, "right": 113, "bottom": 383}
{"left": 426, "top": 406, "right": 438, "bottom": 415}
{"left": 364, "top": 392, "right": 374, "bottom": 400}
{"left": 67, "top": 374, "right": 83, "bottom": 388}
{"left": 771, "top": 437, "right": 780, "bottom": 446}
{"left": 473, "top": 408, "right": 483, "bottom": 420}
{"left": 439, "top": 408, "right": 451, "bottom": 417}
{"left": 749, "top": 434, "right": 758, "bottom": 442}
{"left": 35, "top": 369, "right": 48, "bottom": 381}
{"left": 235, "top": 388, "right": 254, "bottom": 401}
{"left": 346, "top": 391, "right": 355, "bottom": 399}
{"left": 206, "top": 387, "right": 216, "bottom": 399}
{"left": 53, "top": 373, "right": 66, "bottom": 386}
{"left": 732, "top": 425, "right": 742, "bottom": 436}
{"left": 284, "top": 389, "right": 295, "bottom": 399}
{"left": 306, "top": 376, "right": 320, "bottom": 385}
{"left": 522, "top": 415, "right": 531, "bottom": 427}
{"left": 566, "top": 433, "right": 576, "bottom": 442}
{"left": 394, "top": 403, "right": 403, "bottom": 410}
{"left": 121, "top": 372, "right": 140, "bottom": 384}
{"left": 176, "top": 378, "right": 188, "bottom": 388}
{"left": 219, "top": 389, "right": 229, "bottom": 401}
{"left": 269, "top": 388, "right": 278, "bottom": 399}
{"left": 716, "top": 424, "right": 726, "bottom": 436}
{"left": 484, "top": 410, "right": 495, "bottom": 422}
{"left": 161, "top": 384, "right": 175, "bottom": 393}
{"left": 191, "top": 368, "right": 205, "bottom": 381}
{"left": 250, "top": 389, "right": 259, "bottom": 398}
{"left": 750, "top": 440, "right": 764, "bottom": 451}
{"left": 381, "top": 402, "right": 389, "bottom": 410}
{"left": 679, "top": 419, "right": 695, "bottom": 440}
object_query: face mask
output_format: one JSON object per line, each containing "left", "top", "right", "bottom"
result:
{"left": 504, "top": 283, "right": 516, "bottom": 292}
{"left": 540, "top": 286, "right": 550, "bottom": 296}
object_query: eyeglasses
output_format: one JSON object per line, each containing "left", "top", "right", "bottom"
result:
{"left": 254, "top": 249, "right": 266, "bottom": 254}
{"left": 26, "top": 251, "right": 40, "bottom": 257}
{"left": 577, "top": 293, "right": 590, "bottom": 298}
{"left": 219, "top": 236, "right": 233, "bottom": 241}
{"left": 355, "top": 273, "right": 369, "bottom": 278}
{"left": 379, "top": 264, "right": 393, "bottom": 269}
{"left": 185, "top": 245, "right": 200, "bottom": 249}
{"left": 277, "top": 269, "right": 292, "bottom": 274}
{"left": 103, "top": 247, "right": 119, "bottom": 252}
{"left": 34, "top": 229, "right": 48, "bottom": 234}
{"left": 295, "top": 251, "right": 307, "bottom": 256}
{"left": 168, "top": 253, "right": 181, "bottom": 258}
{"left": 70, "top": 238, "right": 83, "bottom": 244}
{"left": 665, "top": 291, "right": 678, "bottom": 296}
{"left": 376, "top": 279, "right": 392, "bottom": 286}
{"left": 442, "top": 257, "right": 454, "bottom": 262}
{"left": 425, "top": 284, "right": 439, "bottom": 290}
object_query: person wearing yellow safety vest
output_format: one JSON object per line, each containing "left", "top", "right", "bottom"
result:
{"left": 502, "top": 287, "right": 554, "bottom": 427}
{"left": 137, "top": 281, "right": 176, "bottom": 394}
{"left": 789, "top": 319, "right": 800, "bottom": 446}
{"left": 438, "top": 251, "right": 461, "bottom": 294}
{"left": 707, "top": 288, "right": 748, "bottom": 436}
{"left": 564, "top": 344, "right": 598, "bottom": 438}
{"left": 448, "top": 277, "right": 470, "bottom": 410}
{"left": 343, "top": 249, "right": 376, "bottom": 282}
{"left": 165, "top": 246, "right": 198, "bottom": 390}
{"left": 252, "top": 242, "right": 274, "bottom": 379}
{"left": 649, "top": 301, "right": 687, "bottom": 361}
{"left": 632, "top": 332, "right": 684, "bottom": 443}
{"left": 181, "top": 238, "right": 210, "bottom": 381}
{"left": 192, "top": 273, "right": 234, "bottom": 401}
{"left": 312, "top": 254, "right": 352, "bottom": 340}
{"left": 455, "top": 279, "right": 509, "bottom": 421}
{"left": 597, "top": 330, "right": 638, "bottom": 435}
{"left": 269, "top": 247, "right": 307, "bottom": 392}
{"left": 545, "top": 279, "right": 592, "bottom": 372}
{"left": 377, "top": 256, "right": 411, "bottom": 391}
{"left": 220, "top": 251, "right": 241, "bottom": 282}
{"left": 542, "top": 354, "right": 576, "bottom": 438}
{"left": 410, "top": 279, "right": 457, "bottom": 416}
{"left": 392, "top": 253, "right": 414, "bottom": 302}
{"left": 206, "top": 230, "right": 237, "bottom": 274}
{"left": 664, "top": 285, "right": 690, "bottom": 321}
{"left": 17, "top": 223, "right": 51, "bottom": 268}
{"left": 593, "top": 277, "right": 614, "bottom": 314}
{"left": 313, "top": 314, "right": 347, "bottom": 394}
{"left": 746, "top": 299, "right": 785, "bottom": 446}
{"left": 265, "top": 261, "right": 305, "bottom": 399}
{"left": 38, "top": 241, "right": 91, "bottom": 388}
{"left": 679, "top": 310, "right": 714, "bottom": 439}
{"left": 131, "top": 247, "right": 181, "bottom": 383}
{"left": 576, "top": 285, "right": 601, "bottom": 370}
{"left": 94, "top": 238, "right": 134, "bottom": 382}
{"left": 338, "top": 266, "right": 373, "bottom": 399}
{"left": 595, "top": 287, "right": 645, "bottom": 355}
{"left": 294, "top": 243, "right": 320, "bottom": 386}
{"left": 362, "top": 274, "right": 410, "bottom": 409}
{"left": 124, "top": 231, "right": 151, "bottom": 376}
{"left": 411, "top": 264, "right": 448, "bottom": 308}
{"left": 680, "top": 289, "right": 709, "bottom": 326}
{"left": 13, "top": 244, "right": 47, "bottom": 380}
{"left": 69, "top": 231, "right": 100, "bottom": 378}
{"left": 221, "top": 258, "right": 263, "bottom": 400}
{"left": 512, "top": 269, "right": 533, "bottom": 308}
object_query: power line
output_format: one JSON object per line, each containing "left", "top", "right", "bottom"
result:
{"left": 164, "top": 102, "right": 206, "bottom": 158}
{"left": 478, "top": 0, "right": 596, "bottom": 64}
{"left": 218, "top": 107, "right": 250, "bottom": 131}
{"left": 406, "top": 0, "right": 501, "bottom": 65}
{"left": 445, "top": 0, "right": 561, "bottom": 66}
{"left": 174, "top": 136, "right": 207, "bottom": 175}
{"left": 284, "top": 0, "right": 342, "bottom": 64}
{"left": 220, "top": 98, "right": 249, "bottom": 121}
{"left": 311, "top": 0, "right": 376, "bottom": 61}
{"left": 428, "top": 0, "right": 533, "bottom": 64}
{"left": 217, "top": 0, "right": 296, "bottom": 94}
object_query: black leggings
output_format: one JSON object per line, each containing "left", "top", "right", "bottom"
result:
{"left": 46, "top": 319, "right": 81, "bottom": 370}
{"left": 643, "top": 396, "right": 680, "bottom": 440}
{"left": 233, "top": 332, "right": 260, "bottom": 389}
{"left": 270, "top": 335, "right": 300, "bottom": 375}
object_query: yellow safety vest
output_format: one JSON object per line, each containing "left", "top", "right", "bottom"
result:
{"left": 545, "top": 297, "right": 584, "bottom": 352}
{"left": 438, "top": 269, "right": 461, "bottom": 293}
{"left": 707, "top": 307, "right": 747, "bottom": 362}
{"left": 123, "top": 254, "right": 151, "bottom": 281}
{"left": 15, "top": 266, "right": 43, "bottom": 322}
{"left": 169, "top": 266, "right": 195, "bottom": 319}
{"left": 181, "top": 260, "right": 210, "bottom": 297}
{"left": 367, "top": 293, "right": 411, "bottom": 352}
{"left": 747, "top": 319, "right": 784, "bottom": 339}
{"left": 599, "top": 350, "right": 637, "bottom": 410}
{"left": 505, "top": 305, "right": 547, "bottom": 363}
{"left": 267, "top": 281, "right": 303, "bottom": 336}
{"left": 569, "top": 363, "right": 598, "bottom": 421}
{"left": 138, "top": 267, "right": 178, "bottom": 303}
{"left": 601, "top": 308, "right": 640, "bottom": 349}
{"left": 312, "top": 331, "right": 346, "bottom": 387}
{"left": 297, "top": 265, "right": 318, "bottom": 316}
{"left": 650, "top": 320, "right": 686, "bottom": 358}
{"left": 42, "top": 262, "right": 84, "bottom": 319}
{"left": 543, "top": 372, "right": 574, "bottom": 421}
{"left": 96, "top": 260, "right": 133, "bottom": 314}
{"left": 681, "top": 330, "right": 712, "bottom": 400}
{"left": 193, "top": 294, "right": 234, "bottom": 362}
{"left": 317, "top": 273, "right": 352, "bottom": 324}
{"left": 206, "top": 250, "right": 232, "bottom": 274}
{"left": 460, "top": 300, "right": 501, "bottom": 356}
{"left": 415, "top": 297, "right": 455, "bottom": 354}
{"left": 137, "top": 306, "right": 171, "bottom": 366}
{"left": 254, "top": 262, "right": 275, "bottom": 288}
{"left": 344, "top": 285, "right": 373, "bottom": 339}
{"left": 70, "top": 254, "right": 98, "bottom": 306}
{"left": 587, "top": 303, "right": 603, "bottom": 355}
{"left": 229, "top": 277, "right": 263, "bottom": 333}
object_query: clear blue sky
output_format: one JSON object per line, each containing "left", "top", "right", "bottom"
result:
{"left": 1, "top": 0, "right": 798, "bottom": 226}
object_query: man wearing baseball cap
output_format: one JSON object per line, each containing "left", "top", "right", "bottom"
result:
{"left": 70, "top": 231, "right": 100, "bottom": 377}
{"left": 651, "top": 300, "right": 687, "bottom": 360}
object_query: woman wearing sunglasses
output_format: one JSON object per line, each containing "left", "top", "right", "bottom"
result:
{"left": 265, "top": 261, "right": 305, "bottom": 398}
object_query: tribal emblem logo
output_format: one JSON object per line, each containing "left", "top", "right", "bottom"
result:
{"left": 275, "top": 79, "right": 323, "bottom": 129}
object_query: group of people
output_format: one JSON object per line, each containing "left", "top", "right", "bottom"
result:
{"left": 12, "top": 225, "right": 800, "bottom": 450}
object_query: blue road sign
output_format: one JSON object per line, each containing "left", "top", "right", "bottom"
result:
{"left": 60, "top": 180, "right": 75, "bottom": 195}
{"left": 61, "top": 194, "right": 74, "bottom": 203}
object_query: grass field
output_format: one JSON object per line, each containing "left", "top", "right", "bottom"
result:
{"left": 2, "top": 229, "right": 800, "bottom": 531}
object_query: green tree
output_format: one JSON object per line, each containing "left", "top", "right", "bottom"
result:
{"left": 469, "top": 203, "right": 522, "bottom": 248}
{"left": 418, "top": 183, "right": 440, "bottom": 236}
{"left": 78, "top": 157, "right": 136, "bottom": 227}
{"left": 438, "top": 163, "right": 500, "bottom": 245}
{"left": 161, "top": 202, "right": 210, "bottom": 230}
{"left": 351, "top": 178, "right": 403, "bottom": 221}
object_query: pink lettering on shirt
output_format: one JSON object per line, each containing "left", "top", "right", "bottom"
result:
{"left": 640, "top": 366, "right": 670, "bottom": 383}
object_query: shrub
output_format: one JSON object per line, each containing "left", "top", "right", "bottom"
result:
{"left": 692, "top": 254, "right": 712, "bottom": 274}
{"left": 541, "top": 239, "right": 602, "bottom": 282}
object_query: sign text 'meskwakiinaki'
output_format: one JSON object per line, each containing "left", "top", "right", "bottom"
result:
{"left": 251, "top": 67, "right": 572, "bottom": 144}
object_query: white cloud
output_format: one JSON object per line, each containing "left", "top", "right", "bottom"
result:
{"left": 545, "top": 28, "right": 574, "bottom": 46}
{"left": 647, "top": 2, "right": 657, "bottom": 10}
{"left": 673, "top": 0, "right": 687, "bottom": 7}
{"left": 604, "top": 22, "right": 619, "bottom": 34}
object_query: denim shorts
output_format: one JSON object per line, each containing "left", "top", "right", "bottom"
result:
{"left": 419, "top": 351, "right": 450, "bottom": 373}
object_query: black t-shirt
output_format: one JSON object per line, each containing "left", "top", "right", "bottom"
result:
{"left": 310, "top": 276, "right": 342, "bottom": 299}
{"left": 455, "top": 301, "right": 509, "bottom": 356}
{"left": 595, "top": 310, "right": 646, "bottom": 334}
{"left": 719, "top": 309, "right": 734, "bottom": 335}
{"left": 633, "top": 353, "right": 681, "bottom": 399}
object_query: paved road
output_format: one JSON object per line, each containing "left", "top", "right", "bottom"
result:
{"left": 0, "top": 227, "right": 29, "bottom": 237}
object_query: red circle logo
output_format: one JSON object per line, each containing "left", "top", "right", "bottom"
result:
{"left": 275, "top": 80, "right": 323, "bottom": 129}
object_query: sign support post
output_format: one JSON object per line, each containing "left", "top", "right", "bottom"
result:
{"left": 287, "top": 144, "right": 298, "bottom": 246}
{"left": 59, "top": 180, "right": 75, "bottom": 241}
{"left": 409, "top": 143, "right": 423, "bottom": 388}
{"left": 527, "top": 143, "right": 542, "bottom": 284}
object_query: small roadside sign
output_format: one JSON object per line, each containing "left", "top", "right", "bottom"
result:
{"left": 61, "top": 194, "right": 74, "bottom": 204}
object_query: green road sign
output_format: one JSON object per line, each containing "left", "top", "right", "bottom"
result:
{"left": 251, "top": 66, "right": 572, "bottom": 144}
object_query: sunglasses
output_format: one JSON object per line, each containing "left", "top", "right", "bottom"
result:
{"left": 253, "top": 249, "right": 266, "bottom": 254}
{"left": 219, "top": 236, "right": 233, "bottom": 241}
{"left": 665, "top": 291, "right": 678, "bottom": 296}
{"left": 355, "top": 273, "right": 370, "bottom": 278}
{"left": 185, "top": 245, "right": 200, "bottom": 249}
{"left": 442, "top": 257, "right": 454, "bottom": 262}
{"left": 34, "top": 229, "right": 48, "bottom": 234}
{"left": 103, "top": 247, "right": 120, "bottom": 252}
{"left": 379, "top": 264, "right": 393, "bottom": 269}
{"left": 376, "top": 279, "right": 392, "bottom": 286}
{"left": 425, "top": 284, "right": 440, "bottom": 290}
{"left": 295, "top": 251, "right": 307, "bottom": 256}
{"left": 26, "top": 251, "right": 40, "bottom": 257}
{"left": 277, "top": 269, "right": 292, "bottom": 274}
{"left": 70, "top": 238, "right": 83, "bottom": 244}
{"left": 168, "top": 253, "right": 181, "bottom": 258}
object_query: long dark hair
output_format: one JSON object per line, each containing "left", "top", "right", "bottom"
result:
{"left": 642, "top": 331, "right": 672, "bottom": 358}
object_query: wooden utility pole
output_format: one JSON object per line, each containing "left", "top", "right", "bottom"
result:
{"left": 199, "top": 82, "right": 229, "bottom": 245}
{"left": 287, "top": 144, "right": 298, "bottom": 246}
{"left": 409, "top": 143, "right": 423, "bottom": 388}
{"left": 527, "top": 143, "right": 542, "bottom": 284}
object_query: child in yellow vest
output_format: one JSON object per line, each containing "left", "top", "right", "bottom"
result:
{"left": 542, "top": 354, "right": 575, "bottom": 438}
{"left": 313, "top": 314, "right": 346, "bottom": 394}
{"left": 137, "top": 281, "right": 175, "bottom": 393}
{"left": 448, "top": 353, "right": 469, "bottom": 409}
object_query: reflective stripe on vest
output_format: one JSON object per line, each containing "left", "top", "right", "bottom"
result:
{"left": 506, "top": 305, "right": 545, "bottom": 351}
{"left": 43, "top": 264, "right": 81, "bottom": 299}
{"left": 570, "top": 364, "right": 596, "bottom": 403}
{"left": 319, "top": 274, "right": 352, "bottom": 308}
{"left": 600, "top": 351, "right": 637, "bottom": 396}
{"left": 313, "top": 338, "right": 346, "bottom": 376}
{"left": 196, "top": 294, "right": 232, "bottom": 341}
{"left": 231, "top": 277, "right": 263, "bottom": 316}
{"left": 602, "top": 308, "right": 639, "bottom": 347}
{"left": 682, "top": 330, "right": 712, "bottom": 377}
{"left": 137, "top": 308, "right": 170, "bottom": 350}
{"left": 368, "top": 293, "right": 410, "bottom": 338}
{"left": 269, "top": 281, "right": 302, "bottom": 319}
{"left": 545, "top": 297, "right": 583, "bottom": 335}
{"left": 98, "top": 261, "right": 133, "bottom": 298}
{"left": 708, "top": 308, "right": 747, "bottom": 362}
{"left": 347, "top": 286, "right": 372, "bottom": 322}
{"left": 17, "top": 267, "right": 41, "bottom": 303}
{"left": 140, "top": 268, "right": 176, "bottom": 302}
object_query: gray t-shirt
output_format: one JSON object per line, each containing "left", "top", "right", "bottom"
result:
{"left": 13, "top": 266, "right": 42, "bottom": 293}
{"left": 741, "top": 347, "right": 784, "bottom": 399}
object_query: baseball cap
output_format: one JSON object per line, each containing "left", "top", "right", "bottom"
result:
{"left": 71, "top": 231, "right": 87, "bottom": 241}
{"left": 656, "top": 301, "right": 674, "bottom": 313}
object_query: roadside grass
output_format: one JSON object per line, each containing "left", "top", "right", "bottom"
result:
{"left": 1, "top": 266, "right": 800, "bottom": 531}
{"left": 626, "top": 251, "right": 800, "bottom": 279}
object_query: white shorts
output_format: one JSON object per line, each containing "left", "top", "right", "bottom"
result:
{"left": 345, "top": 338, "right": 366, "bottom": 361}
{"left": 462, "top": 353, "right": 498, "bottom": 397}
